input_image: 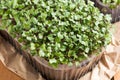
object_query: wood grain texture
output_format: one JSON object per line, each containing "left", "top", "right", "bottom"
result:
{"left": 0, "top": 61, "right": 24, "bottom": 80}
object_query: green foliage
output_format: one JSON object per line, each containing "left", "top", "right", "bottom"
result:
{"left": 102, "top": 0, "right": 120, "bottom": 8}
{"left": 0, "top": 0, "right": 111, "bottom": 66}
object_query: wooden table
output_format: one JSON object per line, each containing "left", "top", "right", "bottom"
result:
{"left": 0, "top": 61, "right": 24, "bottom": 80}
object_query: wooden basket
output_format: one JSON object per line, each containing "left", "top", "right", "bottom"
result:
{"left": 0, "top": 30, "right": 103, "bottom": 80}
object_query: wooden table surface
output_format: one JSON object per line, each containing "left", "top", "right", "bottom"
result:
{"left": 0, "top": 61, "right": 24, "bottom": 80}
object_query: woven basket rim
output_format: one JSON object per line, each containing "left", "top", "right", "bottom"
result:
{"left": 96, "top": 0, "right": 109, "bottom": 8}
{"left": 33, "top": 52, "right": 103, "bottom": 70}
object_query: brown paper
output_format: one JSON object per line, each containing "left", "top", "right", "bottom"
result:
{"left": 0, "top": 22, "right": 120, "bottom": 80}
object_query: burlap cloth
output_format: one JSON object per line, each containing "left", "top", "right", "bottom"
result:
{"left": 0, "top": 22, "right": 120, "bottom": 80}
